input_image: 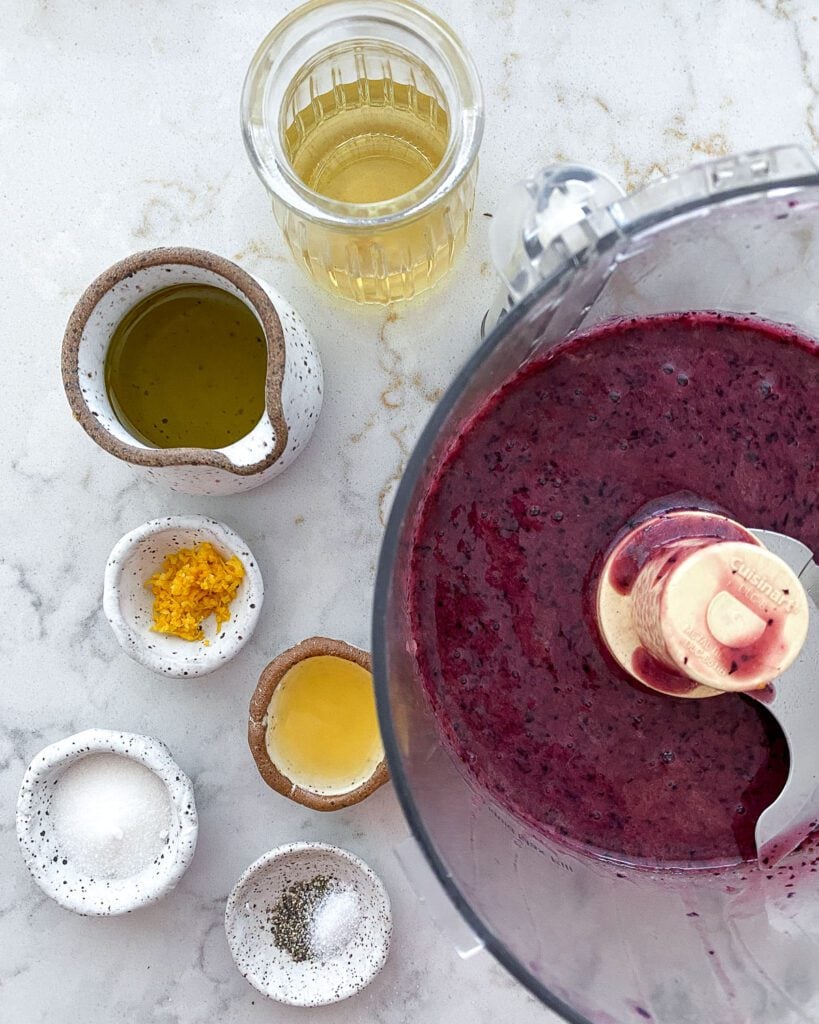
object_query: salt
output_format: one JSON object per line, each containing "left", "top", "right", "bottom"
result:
{"left": 51, "top": 753, "right": 172, "bottom": 879}
{"left": 309, "top": 888, "right": 360, "bottom": 960}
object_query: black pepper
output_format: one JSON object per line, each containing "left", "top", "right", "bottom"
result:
{"left": 267, "top": 875, "right": 337, "bottom": 962}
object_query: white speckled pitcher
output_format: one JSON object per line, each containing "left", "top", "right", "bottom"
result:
{"left": 62, "top": 247, "right": 323, "bottom": 495}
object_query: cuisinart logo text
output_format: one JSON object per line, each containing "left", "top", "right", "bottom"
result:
{"left": 730, "top": 557, "right": 793, "bottom": 610}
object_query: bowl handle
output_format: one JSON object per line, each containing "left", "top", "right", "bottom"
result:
{"left": 483, "top": 145, "right": 819, "bottom": 336}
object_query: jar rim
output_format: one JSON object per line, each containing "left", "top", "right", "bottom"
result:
{"left": 240, "top": 0, "right": 484, "bottom": 228}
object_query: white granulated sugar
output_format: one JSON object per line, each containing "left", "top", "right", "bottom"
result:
{"left": 51, "top": 754, "right": 172, "bottom": 879}
{"left": 309, "top": 887, "right": 360, "bottom": 960}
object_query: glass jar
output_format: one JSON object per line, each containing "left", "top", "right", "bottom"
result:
{"left": 241, "top": 0, "right": 484, "bottom": 305}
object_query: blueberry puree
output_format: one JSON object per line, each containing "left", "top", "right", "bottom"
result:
{"left": 410, "top": 313, "right": 818, "bottom": 865}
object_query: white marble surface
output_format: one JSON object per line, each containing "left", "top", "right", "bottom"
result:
{"left": 2, "top": 1, "right": 819, "bottom": 1021}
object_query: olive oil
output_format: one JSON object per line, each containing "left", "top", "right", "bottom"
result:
{"left": 278, "top": 66, "right": 474, "bottom": 303}
{"left": 265, "top": 656, "right": 384, "bottom": 796}
{"left": 104, "top": 284, "right": 267, "bottom": 449}
{"left": 284, "top": 77, "right": 449, "bottom": 204}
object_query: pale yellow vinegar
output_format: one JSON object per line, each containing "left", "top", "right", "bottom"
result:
{"left": 285, "top": 78, "right": 449, "bottom": 204}
{"left": 278, "top": 67, "right": 474, "bottom": 303}
{"left": 265, "top": 656, "right": 384, "bottom": 795}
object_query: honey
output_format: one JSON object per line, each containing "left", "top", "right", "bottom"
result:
{"left": 104, "top": 284, "right": 267, "bottom": 449}
{"left": 265, "top": 655, "right": 384, "bottom": 796}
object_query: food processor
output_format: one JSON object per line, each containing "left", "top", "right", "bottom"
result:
{"left": 373, "top": 145, "right": 819, "bottom": 1024}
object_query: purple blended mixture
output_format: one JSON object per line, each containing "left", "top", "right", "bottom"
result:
{"left": 410, "top": 312, "right": 819, "bottom": 865}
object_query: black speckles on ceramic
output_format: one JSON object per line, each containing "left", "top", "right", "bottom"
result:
{"left": 61, "top": 248, "right": 323, "bottom": 496}
{"left": 103, "top": 515, "right": 264, "bottom": 678}
{"left": 15, "top": 729, "right": 198, "bottom": 916}
{"left": 224, "top": 843, "right": 392, "bottom": 1006}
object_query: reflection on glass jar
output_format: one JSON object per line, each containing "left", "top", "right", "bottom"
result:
{"left": 241, "top": 0, "right": 483, "bottom": 305}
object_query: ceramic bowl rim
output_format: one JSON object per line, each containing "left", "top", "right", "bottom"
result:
{"left": 224, "top": 841, "right": 392, "bottom": 1006}
{"left": 16, "top": 728, "right": 198, "bottom": 915}
{"left": 248, "top": 636, "right": 389, "bottom": 810}
{"left": 61, "top": 246, "right": 289, "bottom": 476}
{"left": 103, "top": 514, "right": 264, "bottom": 678}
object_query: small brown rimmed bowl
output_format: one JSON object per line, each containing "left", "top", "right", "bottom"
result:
{"left": 249, "top": 637, "right": 389, "bottom": 811}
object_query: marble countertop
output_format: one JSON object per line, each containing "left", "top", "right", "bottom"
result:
{"left": 3, "top": 1, "right": 818, "bottom": 1021}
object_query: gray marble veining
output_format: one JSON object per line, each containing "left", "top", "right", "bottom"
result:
{"left": 3, "top": 0, "right": 819, "bottom": 1021}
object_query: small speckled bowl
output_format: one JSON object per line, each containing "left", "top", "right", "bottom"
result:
{"left": 249, "top": 637, "right": 389, "bottom": 810}
{"left": 16, "top": 729, "right": 198, "bottom": 916}
{"left": 103, "top": 514, "right": 263, "bottom": 678}
{"left": 224, "top": 842, "right": 392, "bottom": 1005}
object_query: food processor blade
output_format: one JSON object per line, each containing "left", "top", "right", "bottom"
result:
{"left": 749, "top": 529, "right": 819, "bottom": 868}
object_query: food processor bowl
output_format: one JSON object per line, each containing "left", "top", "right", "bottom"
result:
{"left": 373, "top": 145, "right": 819, "bottom": 1024}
